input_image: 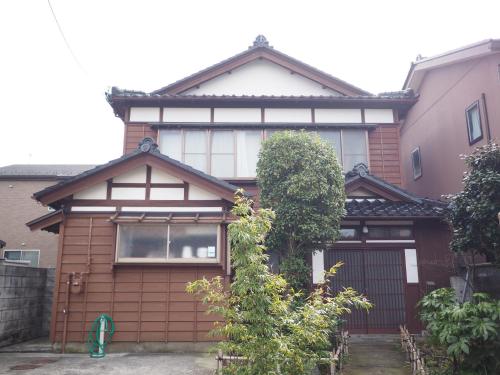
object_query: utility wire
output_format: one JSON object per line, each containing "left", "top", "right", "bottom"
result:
{"left": 47, "top": 0, "right": 87, "bottom": 74}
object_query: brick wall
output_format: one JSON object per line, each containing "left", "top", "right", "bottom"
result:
{"left": 0, "top": 180, "right": 60, "bottom": 267}
{"left": 0, "top": 264, "right": 54, "bottom": 347}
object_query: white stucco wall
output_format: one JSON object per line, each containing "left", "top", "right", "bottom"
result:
{"left": 315, "top": 109, "right": 362, "bottom": 123}
{"left": 364, "top": 109, "right": 394, "bottom": 123}
{"left": 182, "top": 59, "right": 342, "bottom": 96}
{"left": 150, "top": 168, "right": 183, "bottom": 183}
{"left": 73, "top": 182, "right": 108, "bottom": 200}
{"left": 111, "top": 187, "right": 146, "bottom": 200}
{"left": 189, "top": 185, "right": 220, "bottom": 200}
{"left": 129, "top": 107, "right": 160, "bottom": 122}
{"left": 149, "top": 188, "right": 184, "bottom": 200}
{"left": 113, "top": 166, "right": 147, "bottom": 183}
{"left": 213, "top": 108, "right": 261, "bottom": 122}
{"left": 163, "top": 107, "right": 211, "bottom": 122}
{"left": 265, "top": 108, "right": 311, "bottom": 123}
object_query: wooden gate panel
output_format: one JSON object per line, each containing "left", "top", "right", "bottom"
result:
{"left": 325, "top": 248, "right": 406, "bottom": 333}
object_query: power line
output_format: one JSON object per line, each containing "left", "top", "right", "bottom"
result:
{"left": 47, "top": 0, "right": 86, "bottom": 74}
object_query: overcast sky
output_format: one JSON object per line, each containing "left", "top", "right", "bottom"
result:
{"left": 1, "top": 0, "right": 498, "bottom": 167}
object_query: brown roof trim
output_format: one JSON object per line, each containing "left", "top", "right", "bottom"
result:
{"left": 26, "top": 209, "right": 64, "bottom": 232}
{"left": 151, "top": 40, "right": 371, "bottom": 96}
{"left": 403, "top": 39, "right": 500, "bottom": 90}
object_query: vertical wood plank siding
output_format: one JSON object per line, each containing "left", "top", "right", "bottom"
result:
{"left": 124, "top": 124, "right": 158, "bottom": 154}
{"left": 53, "top": 215, "right": 224, "bottom": 343}
{"left": 368, "top": 125, "right": 402, "bottom": 186}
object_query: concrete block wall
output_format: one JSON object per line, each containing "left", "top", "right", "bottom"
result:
{"left": 0, "top": 264, "right": 55, "bottom": 347}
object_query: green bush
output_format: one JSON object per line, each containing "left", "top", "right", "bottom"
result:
{"left": 256, "top": 131, "right": 345, "bottom": 290}
{"left": 446, "top": 142, "right": 500, "bottom": 262}
{"left": 187, "top": 192, "right": 371, "bottom": 375}
{"left": 419, "top": 288, "right": 500, "bottom": 374}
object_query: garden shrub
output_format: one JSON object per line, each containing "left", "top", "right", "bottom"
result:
{"left": 187, "top": 192, "right": 371, "bottom": 375}
{"left": 419, "top": 288, "right": 500, "bottom": 374}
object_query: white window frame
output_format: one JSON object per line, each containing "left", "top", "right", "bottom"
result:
{"left": 411, "top": 147, "right": 422, "bottom": 180}
{"left": 160, "top": 127, "right": 369, "bottom": 177}
{"left": 3, "top": 249, "right": 40, "bottom": 267}
{"left": 465, "top": 101, "right": 483, "bottom": 145}
{"left": 115, "top": 223, "right": 221, "bottom": 264}
{"left": 160, "top": 129, "right": 264, "bottom": 179}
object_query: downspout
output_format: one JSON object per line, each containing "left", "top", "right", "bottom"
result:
{"left": 481, "top": 93, "right": 492, "bottom": 141}
{"left": 61, "top": 272, "right": 74, "bottom": 354}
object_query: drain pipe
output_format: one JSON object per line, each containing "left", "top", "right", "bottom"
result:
{"left": 61, "top": 272, "right": 74, "bottom": 354}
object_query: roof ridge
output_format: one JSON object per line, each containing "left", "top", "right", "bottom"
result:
{"left": 149, "top": 36, "right": 372, "bottom": 96}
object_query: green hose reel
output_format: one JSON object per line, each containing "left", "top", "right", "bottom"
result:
{"left": 86, "top": 313, "right": 115, "bottom": 358}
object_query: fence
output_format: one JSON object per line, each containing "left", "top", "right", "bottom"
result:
{"left": 216, "top": 330, "right": 350, "bottom": 374}
{"left": 400, "top": 325, "right": 428, "bottom": 375}
{"left": 0, "top": 263, "right": 55, "bottom": 347}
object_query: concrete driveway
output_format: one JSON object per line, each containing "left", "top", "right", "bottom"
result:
{"left": 0, "top": 352, "right": 217, "bottom": 375}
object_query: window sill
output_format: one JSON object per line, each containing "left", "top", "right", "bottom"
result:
{"left": 113, "top": 261, "right": 223, "bottom": 268}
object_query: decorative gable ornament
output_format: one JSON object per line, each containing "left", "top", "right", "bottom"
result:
{"left": 252, "top": 35, "right": 271, "bottom": 48}
{"left": 138, "top": 137, "right": 158, "bottom": 153}
{"left": 346, "top": 163, "right": 370, "bottom": 179}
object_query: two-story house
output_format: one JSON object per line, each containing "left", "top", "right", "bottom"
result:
{"left": 28, "top": 36, "right": 452, "bottom": 351}
{"left": 401, "top": 39, "right": 500, "bottom": 199}
{"left": 0, "top": 164, "right": 94, "bottom": 267}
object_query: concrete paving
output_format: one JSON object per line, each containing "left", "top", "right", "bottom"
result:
{"left": 342, "top": 335, "right": 411, "bottom": 375}
{"left": 0, "top": 352, "right": 217, "bottom": 375}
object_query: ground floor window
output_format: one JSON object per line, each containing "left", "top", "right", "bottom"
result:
{"left": 116, "top": 223, "right": 219, "bottom": 263}
{"left": 3, "top": 249, "right": 40, "bottom": 267}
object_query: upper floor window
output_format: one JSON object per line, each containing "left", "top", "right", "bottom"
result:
{"left": 159, "top": 128, "right": 367, "bottom": 178}
{"left": 411, "top": 147, "right": 422, "bottom": 180}
{"left": 465, "top": 101, "right": 483, "bottom": 145}
{"left": 160, "top": 129, "right": 262, "bottom": 178}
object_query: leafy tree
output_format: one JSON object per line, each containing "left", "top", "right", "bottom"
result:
{"left": 187, "top": 192, "right": 371, "bottom": 375}
{"left": 446, "top": 142, "right": 500, "bottom": 263}
{"left": 419, "top": 288, "right": 500, "bottom": 374}
{"left": 256, "top": 131, "right": 346, "bottom": 289}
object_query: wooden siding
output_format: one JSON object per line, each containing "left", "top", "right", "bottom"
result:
{"left": 52, "top": 215, "right": 224, "bottom": 343}
{"left": 124, "top": 124, "right": 158, "bottom": 154}
{"left": 368, "top": 125, "right": 402, "bottom": 186}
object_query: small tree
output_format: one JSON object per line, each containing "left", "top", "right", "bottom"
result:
{"left": 257, "top": 131, "right": 346, "bottom": 289}
{"left": 446, "top": 142, "right": 500, "bottom": 263}
{"left": 187, "top": 193, "right": 371, "bottom": 375}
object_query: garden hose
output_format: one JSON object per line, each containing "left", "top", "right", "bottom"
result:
{"left": 86, "top": 314, "right": 115, "bottom": 358}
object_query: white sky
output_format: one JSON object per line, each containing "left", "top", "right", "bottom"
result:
{"left": 0, "top": 0, "right": 498, "bottom": 167}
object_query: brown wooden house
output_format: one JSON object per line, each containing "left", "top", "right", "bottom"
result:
{"left": 28, "top": 36, "right": 453, "bottom": 350}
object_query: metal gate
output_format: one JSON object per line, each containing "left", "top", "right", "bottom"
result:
{"left": 325, "top": 248, "right": 406, "bottom": 333}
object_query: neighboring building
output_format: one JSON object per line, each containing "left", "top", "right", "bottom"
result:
{"left": 28, "top": 36, "right": 453, "bottom": 349}
{"left": 0, "top": 165, "right": 94, "bottom": 267}
{"left": 400, "top": 39, "right": 500, "bottom": 199}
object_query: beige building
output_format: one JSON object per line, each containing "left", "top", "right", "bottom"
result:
{"left": 400, "top": 39, "right": 500, "bottom": 199}
{"left": 0, "top": 165, "right": 93, "bottom": 267}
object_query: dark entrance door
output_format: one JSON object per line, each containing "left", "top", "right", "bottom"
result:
{"left": 325, "top": 248, "right": 406, "bottom": 333}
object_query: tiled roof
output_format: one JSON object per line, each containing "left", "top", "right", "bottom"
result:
{"left": 345, "top": 199, "right": 446, "bottom": 218}
{"left": 33, "top": 138, "right": 243, "bottom": 202}
{"left": 107, "top": 88, "right": 416, "bottom": 101}
{"left": 0, "top": 164, "right": 95, "bottom": 180}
